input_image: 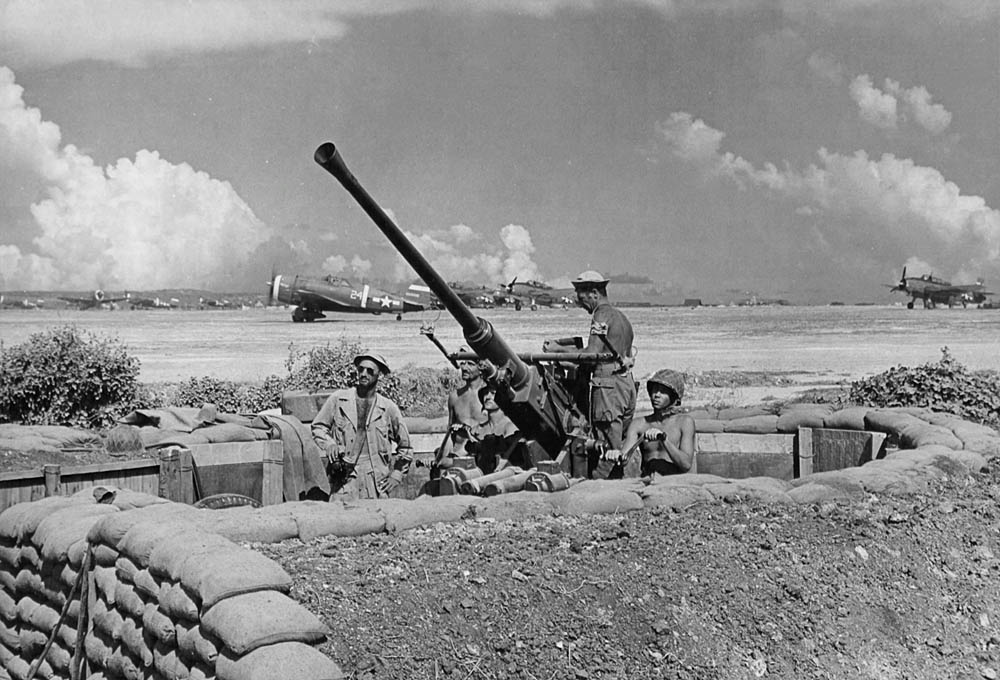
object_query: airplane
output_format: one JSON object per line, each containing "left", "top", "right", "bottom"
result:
{"left": 130, "top": 296, "right": 178, "bottom": 310}
{"left": 887, "top": 267, "right": 993, "bottom": 309}
{"left": 429, "top": 282, "right": 508, "bottom": 309}
{"left": 501, "top": 277, "right": 576, "bottom": 310}
{"left": 57, "top": 289, "right": 130, "bottom": 310}
{"left": 266, "top": 272, "right": 429, "bottom": 322}
{"left": 0, "top": 295, "right": 44, "bottom": 309}
{"left": 199, "top": 297, "right": 237, "bottom": 309}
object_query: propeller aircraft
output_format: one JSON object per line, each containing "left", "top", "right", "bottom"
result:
{"left": 267, "top": 272, "right": 429, "bottom": 322}
{"left": 130, "top": 296, "right": 178, "bottom": 309}
{"left": 0, "top": 295, "right": 44, "bottom": 309}
{"left": 887, "top": 267, "right": 993, "bottom": 309}
{"left": 58, "top": 289, "right": 130, "bottom": 310}
{"left": 501, "top": 277, "right": 576, "bottom": 310}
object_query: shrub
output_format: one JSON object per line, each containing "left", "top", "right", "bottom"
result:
{"left": 172, "top": 375, "right": 285, "bottom": 414}
{"left": 849, "top": 347, "right": 1000, "bottom": 427}
{"left": 0, "top": 325, "right": 140, "bottom": 427}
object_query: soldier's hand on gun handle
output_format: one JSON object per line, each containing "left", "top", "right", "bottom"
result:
{"left": 643, "top": 429, "right": 667, "bottom": 442}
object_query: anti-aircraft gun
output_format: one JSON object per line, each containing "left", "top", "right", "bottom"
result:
{"left": 314, "top": 142, "right": 624, "bottom": 489}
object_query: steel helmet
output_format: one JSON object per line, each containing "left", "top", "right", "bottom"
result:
{"left": 647, "top": 369, "right": 684, "bottom": 401}
{"left": 354, "top": 352, "right": 391, "bottom": 374}
{"left": 571, "top": 270, "right": 610, "bottom": 288}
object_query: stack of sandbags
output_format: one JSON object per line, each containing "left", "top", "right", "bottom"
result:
{"left": 85, "top": 508, "right": 341, "bottom": 680}
{"left": 0, "top": 495, "right": 116, "bottom": 680}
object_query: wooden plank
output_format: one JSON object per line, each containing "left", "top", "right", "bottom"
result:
{"left": 158, "top": 449, "right": 182, "bottom": 501}
{"left": 260, "top": 442, "right": 283, "bottom": 506}
{"left": 694, "top": 433, "right": 797, "bottom": 480}
{"left": 43, "top": 465, "right": 60, "bottom": 497}
{"left": 808, "top": 428, "right": 886, "bottom": 472}
{"left": 797, "top": 427, "right": 814, "bottom": 478}
{"left": 187, "top": 442, "right": 273, "bottom": 466}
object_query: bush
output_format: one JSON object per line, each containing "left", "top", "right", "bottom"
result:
{"left": 172, "top": 375, "right": 285, "bottom": 414}
{"left": 282, "top": 339, "right": 456, "bottom": 417}
{"left": 0, "top": 325, "right": 140, "bottom": 427}
{"left": 849, "top": 347, "right": 1000, "bottom": 427}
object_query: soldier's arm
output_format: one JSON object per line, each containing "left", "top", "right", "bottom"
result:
{"left": 310, "top": 398, "right": 340, "bottom": 461}
{"left": 388, "top": 406, "right": 414, "bottom": 482}
{"left": 661, "top": 416, "right": 695, "bottom": 472}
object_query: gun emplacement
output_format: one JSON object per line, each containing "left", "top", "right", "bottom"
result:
{"left": 314, "top": 142, "right": 608, "bottom": 469}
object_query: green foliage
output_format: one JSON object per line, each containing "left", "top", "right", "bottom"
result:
{"left": 172, "top": 375, "right": 285, "bottom": 414}
{"left": 0, "top": 325, "right": 140, "bottom": 427}
{"left": 849, "top": 347, "right": 1000, "bottom": 427}
{"left": 284, "top": 339, "right": 364, "bottom": 392}
{"left": 282, "top": 339, "right": 456, "bottom": 417}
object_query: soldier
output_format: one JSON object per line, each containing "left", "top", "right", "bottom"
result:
{"left": 609, "top": 369, "right": 694, "bottom": 476}
{"left": 311, "top": 352, "right": 413, "bottom": 500}
{"left": 467, "top": 384, "right": 521, "bottom": 473}
{"left": 433, "top": 350, "right": 487, "bottom": 470}
{"left": 542, "top": 270, "right": 637, "bottom": 478}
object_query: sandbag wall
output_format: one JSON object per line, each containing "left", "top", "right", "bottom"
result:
{"left": 0, "top": 491, "right": 342, "bottom": 680}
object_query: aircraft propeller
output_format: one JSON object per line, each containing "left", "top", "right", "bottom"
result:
{"left": 266, "top": 266, "right": 277, "bottom": 306}
{"left": 887, "top": 266, "right": 908, "bottom": 292}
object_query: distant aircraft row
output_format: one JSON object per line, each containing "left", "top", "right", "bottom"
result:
{"left": 1, "top": 290, "right": 240, "bottom": 311}
{"left": 264, "top": 272, "right": 578, "bottom": 322}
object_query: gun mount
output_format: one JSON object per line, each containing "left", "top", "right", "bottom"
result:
{"left": 314, "top": 142, "right": 610, "bottom": 470}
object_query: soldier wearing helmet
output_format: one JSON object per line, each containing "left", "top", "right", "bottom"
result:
{"left": 606, "top": 369, "right": 694, "bottom": 476}
{"left": 311, "top": 352, "right": 413, "bottom": 499}
{"left": 542, "top": 270, "right": 637, "bottom": 478}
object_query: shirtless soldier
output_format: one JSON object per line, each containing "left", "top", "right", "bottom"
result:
{"left": 609, "top": 369, "right": 694, "bottom": 476}
{"left": 433, "top": 352, "right": 487, "bottom": 468}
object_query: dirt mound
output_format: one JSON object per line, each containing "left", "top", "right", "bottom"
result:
{"left": 256, "top": 458, "right": 1000, "bottom": 679}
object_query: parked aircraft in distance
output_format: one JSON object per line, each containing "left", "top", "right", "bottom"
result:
{"left": 267, "top": 272, "right": 429, "bottom": 322}
{"left": 0, "top": 295, "right": 44, "bottom": 309}
{"left": 130, "top": 296, "right": 178, "bottom": 310}
{"left": 502, "top": 277, "right": 576, "bottom": 310}
{"left": 58, "top": 290, "right": 130, "bottom": 309}
{"left": 887, "top": 267, "right": 993, "bottom": 309}
{"left": 429, "top": 282, "right": 510, "bottom": 309}
{"left": 199, "top": 297, "right": 237, "bottom": 309}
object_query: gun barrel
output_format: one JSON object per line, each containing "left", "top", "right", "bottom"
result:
{"left": 314, "top": 142, "right": 532, "bottom": 392}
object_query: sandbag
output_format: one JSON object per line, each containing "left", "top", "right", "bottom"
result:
{"left": 369, "top": 497, "right": 476, "bottom": 534}
{"left": 776, "top": 405, "right": 833, "bottom": 433}
{"left": 17, "top": 546, "right": 40, "bottom": 570}
{"left": 0, "top": 589, "right": 15, "bottom": 622}
{"left": 90, "top": 543, "right": 119, "bottom": 568}
{"left": 178, "top": 546, "right": 292, "bottom": 609}
{"left": 290, "top": 505, "right": 386, "bottom": 541}
{"left": 132, "top": 568, "right": 161, "bottom": 600}
{"left": 822, "top": 407, "right": 871, "bottom": 431}
{"left": 215, "top": 642, "right": 344, "bottom": 680}
{"left": 115, "top": 556, "right": 140, "bottom": 585}
{"left": 175, "top": 622, "right": 220, "bottom": 666}
{"left": 723, "top": 415, "right": 779, "bottom": 434}
{"left": 0, "top": 545, "right": 18, "bottom": 569}
{"left": 898, "top": 423, "right": 963, "bottom": 450}
{"left": 92, "top": 565, "right": 118, "bottom": 605}
{"left": 863, "top": 410, "right": 924, "bottom": 436}
{"left": 21, "top": 598, "right": 59, "bottom": 633}
{"left": 84, "top": 628, "right": 114, "bottom": 668}
{"left": 201, "top": 590, "right": 328, "bottom": 655}
{"left": 157, "top": 582, "right": 200, "bottom": 622}
{"left": 198, "top": 423, "right": 261, "bottom": 443}
{"left": 43, "top": 640, "right": 71, "bottom": 672}
{"left": 17, "top": 625, "right": 47, "bottom": 657}
{"left": 119, "top": 615, "right": 153, "bottom": 667}
{"left": 0, "top": 620, "right": 19, "bottom": 651}
{"left": 93, "top": 607, "right": 126, "bottom": 642}
{"left": 147, "top": 530, "right": 235, "bottom": 581}
{"left": 87, "top": 504, "right": 199, "bottom": 548}
{"left": 113, "top": 582, "right": 146, "bottom": 619}
{"left": 546, "top": 483, "right": 645, "bottom": 516}
{"left": 153, "top": 640, "right": 191, "bottom": 680}
{"left": 142, "top": 603, "right": 176, "bottom": 645}
{"left": 0, "top": 497, "right": 80, "bottom": 541}
{"left": 35, "top": 505, "right": 118, "bottom": 564}
{"left": 694, "top": 418, "right": 725, "bottom": 433}
{"left": 119, "top": 519, "right": 202, "bottom": 567}
{"left": 191, "top": 507, "right": 299, "bottom": 544}
{"left": 716, "top": 405, "right": 773, "bottom": 420}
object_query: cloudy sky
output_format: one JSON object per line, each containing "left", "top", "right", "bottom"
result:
{"left": 1, "top": 1, "right": 997, "bottom": 303}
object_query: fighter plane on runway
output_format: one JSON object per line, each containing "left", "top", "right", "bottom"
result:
{"left": 1, "top": 295, "right": 44, "bottom": 309}
{"left": 130, "top": 296, "right": 178, "bottom": 309}
{"left": 267, "top": 272, "right": 429, "bottom": 322}
{"left": 887, "top": 267, "right": 993, "bottom": 309}
{"left": 58, "top": 290, "right": 130, "bottom": 309}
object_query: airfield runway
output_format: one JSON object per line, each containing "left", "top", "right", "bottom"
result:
{"left": 2, "top": 304, "right": 999, "bottom": 405}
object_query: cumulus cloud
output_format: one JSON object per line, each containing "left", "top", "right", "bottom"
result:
{"left": 657, "top": 111, "right": 1000, "bottom": 275}
{"left": 3, "top": 1, "right": 996, "bottom": 68}
{"left": 0, "top": 66, "right": 269, "bottom": 289}
{"left": 397, "top": 223, "right": 542, "bottom": 285}
{"left": 849, "top": 74, "right": 952, "bottom": 135}
{"left": 849, "top": 75, "right": 898, "bottom": 130}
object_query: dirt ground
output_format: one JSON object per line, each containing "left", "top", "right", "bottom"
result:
{"left": 255, "top": 454, "right": 1000, "bottom": 680}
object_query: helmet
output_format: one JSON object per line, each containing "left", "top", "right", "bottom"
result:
{"left": 647, "top": 369, "right": 684, "bottom": 401}
{"left": 571, "top": 270, "right": 610, "bottom": 288}
{"left": 354, "top": 352, "right": 391, "bottom": 374}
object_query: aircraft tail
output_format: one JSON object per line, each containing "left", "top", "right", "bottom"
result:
{"left": 403, "top": 283, "right": 432, "bottom": 311}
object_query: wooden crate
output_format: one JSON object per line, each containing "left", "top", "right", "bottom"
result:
{"left": 693, "top": 433, "right": 798, "bottom": 480}
{"left": 797, "top": 427, "right": 887, "bottom": 476}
